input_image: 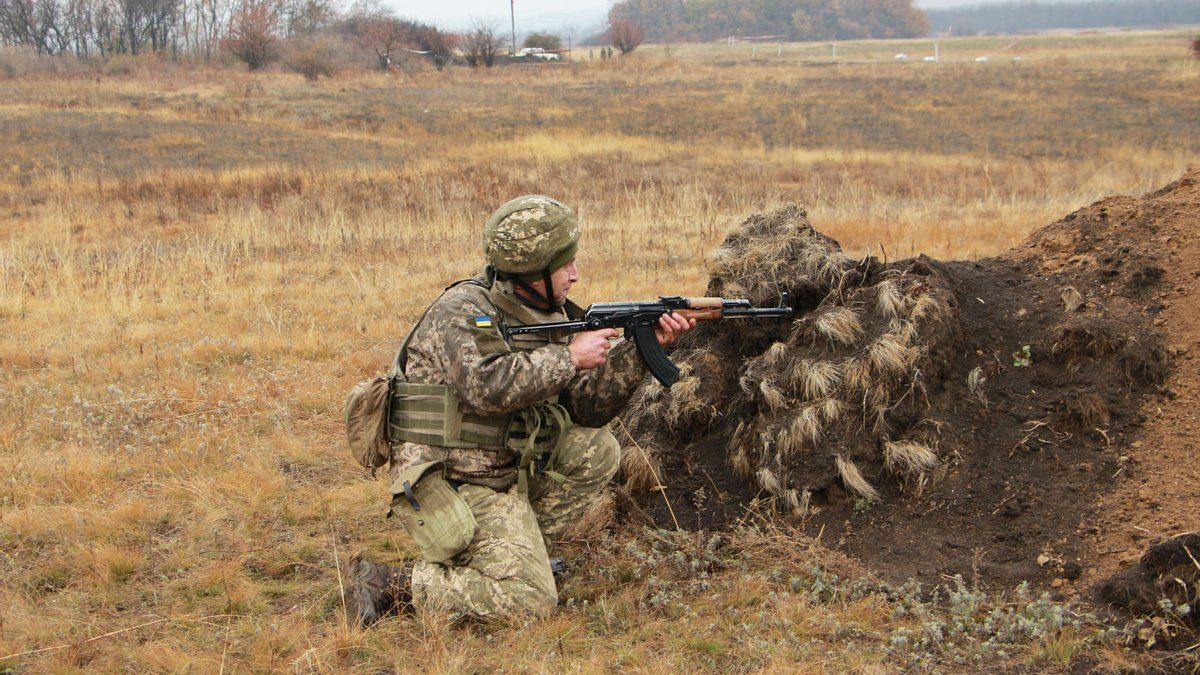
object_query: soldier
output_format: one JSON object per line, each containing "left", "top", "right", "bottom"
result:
{"left": 347, "top": 195, "right": 694, "bottom": 625}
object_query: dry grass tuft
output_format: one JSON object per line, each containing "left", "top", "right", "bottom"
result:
{"left": 561, "top": 489, "right": 617, "bottom": 542}
{"left": 814, "top": 307, "right": 864, "bottom": 346}
{"left": 883, "top": 440, "right": 940, "bottom": 476}
{"left": 764, "top": 341, "right": 792, "bottom": 369}
{"left": 758, "top": 379, "right": 789, "bottom": 411}
{"left": 779, "top": 406, "right": 823, "bottom": 458}
{"left": 730, "top": 446, "right": 753, "bottom": 478}
{"left": 967, "top": 366, "right": 988, "bottom": 405}
{"left": 841, "top": 357, "right": 874, "bottom": 396}
{"left": 908, "top": 294, "right": 948, "bottom": 324}
{"left": 835, "top": 455, "right": 881, "bottom": 503}
{"left": 619, "top": 441, "right": 665, "bottom": 495}
{"left": 874, "top": 280, "right": 909, "bottom": 320}
{"left": 756, "top": 467, "right": 783, "bottom": 496}
{"left": 784, "top": 488, "right": 812, "bottom": 517}
{"left": 789, "top": 359, "right": 843, "bottom": 400}
{"left": 867, "top": 334, "right": 918, "bottom": 377}
{"left": 84, "top": 544, "right": 143, "bottom": 585}
{"left": 818, "top": 398, "right": 846, "bottom": 424}
{"left": 1055, "top": 392, "right": 1112, "bottom": 430}
{"left": 1061, "top": 286, "right": 1085, "bottom": 313}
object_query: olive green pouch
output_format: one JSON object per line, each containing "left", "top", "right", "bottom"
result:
{"left": 389, "top": 460, "right": 476, "bottom": 563}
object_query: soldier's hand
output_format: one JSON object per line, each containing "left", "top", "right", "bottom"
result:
{"left": 569, "top": 328, "right": 619, "bottom": 370}
{"left": 655, "top": 312, "right": 696, "bottom": 347}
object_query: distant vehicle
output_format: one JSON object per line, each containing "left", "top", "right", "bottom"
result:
{"left": 975, "top": 56, "right": 989, "bottom": 63}
{"left": 923, "top": 55, "right": 937, "bottom": 62}
{"left": 515, "top": 47, "right": 561, "bottom": 62}
{"left": 894, "top": 53, "right": 909, "bottom": 61}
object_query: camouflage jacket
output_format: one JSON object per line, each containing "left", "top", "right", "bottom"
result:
{"left": 392, "top": 274, "right": 646, "bottom": 489}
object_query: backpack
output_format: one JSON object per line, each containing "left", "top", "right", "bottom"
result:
{"left": 345, "top": 374, "right": 393, "bottom": 471}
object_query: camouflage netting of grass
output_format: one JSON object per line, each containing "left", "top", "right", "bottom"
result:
{"left": 619, "top": 204, "right": 963, "bottom": 514}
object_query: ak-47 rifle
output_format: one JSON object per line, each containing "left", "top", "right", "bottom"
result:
{"left": 504, "top": 294, "right": 794, "bottom": 387}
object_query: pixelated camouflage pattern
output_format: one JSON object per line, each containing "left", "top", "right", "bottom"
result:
{"left": 483, "top": 195, "right": 581, "bottom": 274}
{"left": 529, "top": 425, "right": 622, "bottom": 544}
{"left": 409, "top": 425, "right": 620, "bottom": 620}
{"left": 394, "top": 272, "right": 638, "bottom": 620}
{"left": 398, "top": 276, "right": 645, "bottom": 489}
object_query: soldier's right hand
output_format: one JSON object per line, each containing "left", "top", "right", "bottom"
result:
{"left": 569, "top": 328, "right": 618, "bottom": 370}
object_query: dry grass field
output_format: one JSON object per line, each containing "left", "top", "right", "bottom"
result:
{"left": 0, "top": 29, "right": 1197, "bottom": 671}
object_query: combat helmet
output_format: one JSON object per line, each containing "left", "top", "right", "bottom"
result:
{"left": 484, "top": 195, "right": 580, "bottom": 310}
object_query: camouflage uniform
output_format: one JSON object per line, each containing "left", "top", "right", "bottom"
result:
{"left": 387, "top": 199, "right": 647, "bottom": 620}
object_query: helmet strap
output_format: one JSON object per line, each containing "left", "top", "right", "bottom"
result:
{"left": 541, "top": 268, "right": 560, "bottom": 311}
{"left": 497, "top": 268, "right": 560, "bottom": 312}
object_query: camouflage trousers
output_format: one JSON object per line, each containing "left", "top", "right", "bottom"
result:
{"left": 408, "top": 425, "right": 620, "bottom": 620}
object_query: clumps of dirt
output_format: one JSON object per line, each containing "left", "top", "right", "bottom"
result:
{"left": 618, "top": 170, "right": 1199, "bottom": 602}
{"left": 1100, "top": 532, "right": 1199, "bottom": 648}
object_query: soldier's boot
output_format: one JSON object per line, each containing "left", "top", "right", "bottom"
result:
{"left": 346, "top": 555, "right": 411, "bottom": 627}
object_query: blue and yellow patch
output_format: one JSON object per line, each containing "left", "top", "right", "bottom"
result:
{"left": 473, "top": 315, "right": 493, "bottom": 328}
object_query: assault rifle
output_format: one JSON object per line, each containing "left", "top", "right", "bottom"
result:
{"left": 504, "top": 294, "right": 794, "bottom": 387}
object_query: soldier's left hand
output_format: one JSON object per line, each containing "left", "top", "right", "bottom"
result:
{"left": 655, "top": 312, "right": 696, "bottom": 347}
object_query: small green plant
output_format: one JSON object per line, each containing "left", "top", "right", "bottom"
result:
{"left": 1013, "top": 345, "right": 1032, "bottom": 367}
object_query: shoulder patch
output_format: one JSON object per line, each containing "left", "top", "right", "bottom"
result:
{"left": 473, "top": 315, "right": 493, "bottom": 328}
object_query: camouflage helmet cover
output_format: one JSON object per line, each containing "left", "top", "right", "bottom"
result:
{"left": 484, "top": 195, "right": 580, "bottom": 278}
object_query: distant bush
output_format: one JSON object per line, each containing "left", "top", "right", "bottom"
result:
{"left": 608, "top": 18, "right": 645, "bottom": 54}
{"left": 0, "top": 46, "right": 92, "bottom": 79}
{"left": 524, "top": 32, "right": 563, "bottom": 52}
{"left": 282, "top": 34, "right": 344, "bottom": 81}
{"left": 1192, "top": 34, "right": 1200, "bottom": 59}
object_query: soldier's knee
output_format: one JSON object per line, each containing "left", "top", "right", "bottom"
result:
{"left": 497, "top": 578, "right": 557, "bottom": 618}
{"left": 571, "top": 426, "right": 620, "bottom": 483}
{"left": 593, "top": 427, "right": 621, "bottom": 478}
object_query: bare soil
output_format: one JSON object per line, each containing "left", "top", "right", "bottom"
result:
{"left": 625, "top": 169, "right": 1200, "bottom": 609}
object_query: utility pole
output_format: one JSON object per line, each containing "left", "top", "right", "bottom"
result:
{"left": 510, "top": 0, "right": 517, "bottom": 56}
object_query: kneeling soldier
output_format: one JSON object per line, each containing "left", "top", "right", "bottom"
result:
{"left": 349, "top": 195, "right": 694, "bottom": 624}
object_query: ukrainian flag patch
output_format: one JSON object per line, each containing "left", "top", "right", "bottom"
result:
{"left": 473, "top": 315, "right": 493, "bottom": 328}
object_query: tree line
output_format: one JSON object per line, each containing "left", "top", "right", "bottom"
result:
{"left": 926, "top": 0, "right": 1200, "bottom": 36}
{"left": 607, "top": 0, "right": 928, "bottom": 43}
{"left": 0, "top": 0, "right": 640, "bottom": 73}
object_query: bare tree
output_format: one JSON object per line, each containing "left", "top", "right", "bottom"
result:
{"left": 462, "top": 19, "right": 499, "bottom": 67}
{"left": 0, "top": 0, "right": 62, "bottom": 53}
{"left": 607, "top": 17, "right": 643, "bottom": 55}
{"left": 414, "top": 23, "right": 453, "bottom": 71}
{"left": 181, "top": 0, "right": 232, "bottom": 59}
{"left": 223, "top": 0, "right": 276, "bottom": 68}
{"left": 277, "top": 0, "right": 331, "bottom": 36}
{"left": 361, "top": 15, "right": 410, "bottom": 68}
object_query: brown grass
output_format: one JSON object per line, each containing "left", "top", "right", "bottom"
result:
{"left": 0, "top": 29, "right": 1194, "bottom": 670}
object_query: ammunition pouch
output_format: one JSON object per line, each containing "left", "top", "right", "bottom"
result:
{"left": 388, "top": 382, "right": 511, "bottom": 449}
{"left": 388, "top": 382, "right": 572, "bottom": 495}
{"left": 389, "top": 460, "right": 476, "bottom": 562}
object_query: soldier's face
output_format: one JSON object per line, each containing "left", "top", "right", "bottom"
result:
{"left": 530, "top": 259, "right": 578, "bottom": 305}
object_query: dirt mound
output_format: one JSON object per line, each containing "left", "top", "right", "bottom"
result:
{"left": 1100, "top": 532, "right": 1199, "bottom": 648}
{"left": 619, "top": 169, "right": 1200, "bottom": 603}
